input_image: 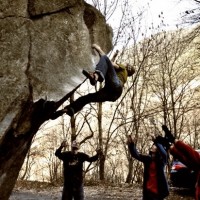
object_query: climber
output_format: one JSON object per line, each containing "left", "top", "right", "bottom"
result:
{"left": 50, "top": 44, "right": 135, "bottom": 118}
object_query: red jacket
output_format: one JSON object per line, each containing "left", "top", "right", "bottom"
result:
{"left": 170, "top": 141, "right": 200, "bottom": 200}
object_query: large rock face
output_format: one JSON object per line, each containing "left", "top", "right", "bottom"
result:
{"left": 0, "top": 0, "right": 113, "bottom": 134}
{"left": 0, "top": 2, "right": 112, "bottom": 198}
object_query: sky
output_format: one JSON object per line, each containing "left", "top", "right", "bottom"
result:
{"left": 86, "top": 0, "right": 196, "bottom": 49}
{"left": 135, "top": 0, "right": 196, "bottom": 28}
{"left": 103, "top": 0, "right": 198, "bottom": 49}
{"left": 85, "top": 0, "right": 197, "bottom": 32}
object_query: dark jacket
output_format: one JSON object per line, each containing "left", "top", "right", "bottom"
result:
{"left": 128, "top": 142, "right": 169, "bottom": 199}
{"left": 55, "top": 147, "right": 99, "bottom": 187}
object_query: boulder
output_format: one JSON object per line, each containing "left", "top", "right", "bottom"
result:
{"left": 0, "top": 0, "right": 113, "bottom": 134}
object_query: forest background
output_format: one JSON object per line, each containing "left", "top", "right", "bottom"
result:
{"left": 16, "top": 0, "right": 200, "bottom": 190}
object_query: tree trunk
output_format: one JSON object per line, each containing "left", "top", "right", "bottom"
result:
{"left": 70, "top": 94, "right": 76, "bottom": 141}
{"left": 99, "top": 156, "right": 105, "bottom": 180}
{"left": 19, "top": 148, "right": 31, "bottom": 180}
{"left": 0, "top": 99, "right": 56, "bottom": 200}
{"left": 125, "top": 156, "right": 134, "bottom": 183}
{"left": 98, "top": 99, "right": 105, "bottom": 180}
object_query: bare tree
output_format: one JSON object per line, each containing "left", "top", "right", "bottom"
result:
{"left": 17, "top": 1, "right": 200, "bottom": 188}
{"left": 147, "top": 29, "right": 200, "bottom": 140}
{"left": 182, "top": 0, "right": 200, "bottom": 24}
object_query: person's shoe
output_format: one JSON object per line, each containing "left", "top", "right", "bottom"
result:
{"left": 95, "top": 70, "right": 104, "bottom": 82}
{"left": 82, "top": 70, "right": 97, "bottom": 86}
{"left": 162, "top": 125, "right": 175, "bottom": 143}
{"left": 63, "top": 106, "right": 75, "bottom": 117}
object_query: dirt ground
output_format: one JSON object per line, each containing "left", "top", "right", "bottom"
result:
{"left": 10, "top": 184, "right": 195, "bottom": 200}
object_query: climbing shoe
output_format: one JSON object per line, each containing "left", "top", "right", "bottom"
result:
{"left": 64, "top": 106, "right": 75, "bottom": 117}
{"left": 82, "top": 70, "right": 97, "bottom": 86}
